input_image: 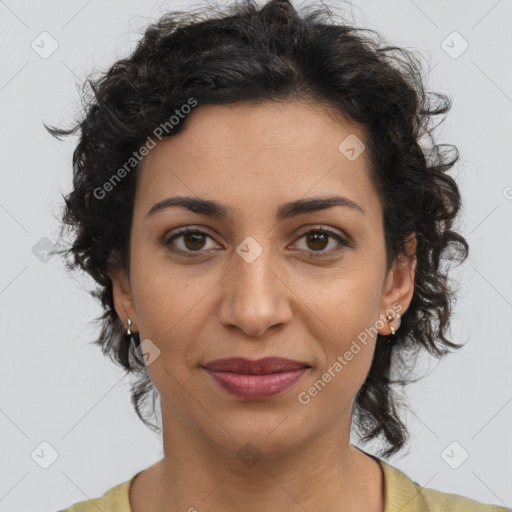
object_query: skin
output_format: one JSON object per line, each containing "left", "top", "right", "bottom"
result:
{"left": 111, "top": 99, "right": 417, "bottom": 512}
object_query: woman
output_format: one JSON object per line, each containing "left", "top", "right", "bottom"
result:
{"left": 49, "top": 0, "right": 508, "bottom": 510}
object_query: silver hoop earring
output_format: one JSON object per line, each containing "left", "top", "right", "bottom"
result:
{"left": 387, "top": 312, "right": 401, "bottom": 337}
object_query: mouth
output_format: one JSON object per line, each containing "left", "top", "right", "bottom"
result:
{"left": 201, "top": 356, "right": 311, "bottom": 374}
{"left": 201, "top": 357, "right": 311, "bottom": 400}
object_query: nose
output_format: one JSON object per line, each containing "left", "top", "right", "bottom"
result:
{"left": 218, "top": 243, "right": 293, "bottom": 338}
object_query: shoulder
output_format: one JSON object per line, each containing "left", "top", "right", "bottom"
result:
{"left": 416, "top": 484, "right": 510, "bottom": 511}
{"left": 54, "top": 496, "right": 102, "bottom": 512}
{"left": 56, "top": 475, "right": 135, "bottom": 512}
{"left": 376, "top": 457, "right": 510, "bottom": 512}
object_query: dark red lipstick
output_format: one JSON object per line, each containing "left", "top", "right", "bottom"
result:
{"left": 202, "top": 357, "right": 310, "bottom": 399}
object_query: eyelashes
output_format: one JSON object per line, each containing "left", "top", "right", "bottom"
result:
{"left": 162, "top": 226, "right": 352, "bottom": 259}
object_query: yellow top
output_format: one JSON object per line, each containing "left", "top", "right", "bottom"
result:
{"left": 58, "top": 457, "right": 510, "bottom": 511}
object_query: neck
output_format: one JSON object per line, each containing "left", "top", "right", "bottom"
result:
{"left": 132, "top": 405, "right": 384, "bottom": 512}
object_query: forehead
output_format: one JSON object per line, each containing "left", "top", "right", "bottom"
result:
{"left": 134, "top": 100, "right": 380, "bottom": 223}
{"left": 150, "top": 99, "right": 366, "bottom": 157}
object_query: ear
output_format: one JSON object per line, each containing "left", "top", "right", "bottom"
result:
{"left": 377, "top": 233, "right": 417, "bottom": 336}
{"left": 110, "top": 269, "right": 138, "bottom": 331}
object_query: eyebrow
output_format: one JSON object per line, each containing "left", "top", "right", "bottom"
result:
{"left": 145, "top": 195, "right": 366, "bottom": 220}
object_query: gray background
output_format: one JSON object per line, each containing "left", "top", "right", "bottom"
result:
{"left": 1, "top": 0, "right": 511, "bottom": 510}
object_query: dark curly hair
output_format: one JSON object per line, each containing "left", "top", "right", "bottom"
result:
{"left": 46, "top": 0, "right": 469, "bottom": 458}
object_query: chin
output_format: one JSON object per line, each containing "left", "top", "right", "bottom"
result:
{"left": 203, "top": 409, "right": 315, "bottom": 460}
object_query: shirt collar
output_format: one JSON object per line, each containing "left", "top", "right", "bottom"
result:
{"left": 104, "top": 456, "right": 431, "bottom": 512}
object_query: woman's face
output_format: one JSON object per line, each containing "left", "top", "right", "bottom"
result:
{"left": 112, "top": 100, "right": 415, "bottom": 458}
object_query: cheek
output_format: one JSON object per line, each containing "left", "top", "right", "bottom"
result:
{"left": 303, "top": 265, "right": 383, "bottom": 337}
{"left": 133, "top": 278, "right": 202, "bottom": 340}
{"left": 300, "top": 294, "right": 380, "bottom": 412}
{"left": 130, "top": 253, "right": 220, "bottom": 358}
{"left": 129, "top": 268, "right": 208, "bottom": 401}
{"left": 301, "top": 268, "right": 383, "bottom": 379}
{"left": 130, "top": 243, "right": 185, "bottom": 322}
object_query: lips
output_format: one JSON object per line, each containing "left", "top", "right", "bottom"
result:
{"left": 201, "top": 357, "right": 311, "bottom": 399}
{"left": 201, "top": 357, "right": 310, "bottom": 375}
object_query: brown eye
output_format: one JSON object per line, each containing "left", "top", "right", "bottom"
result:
{"left": 164, "top": 227, "right": 219, "bottom": 257}
{"left": 293, "top": 228, "right": 351, "bottom": 258}
{"left": 181, "top": 231, "right": 207, "bottom": 251}
{"left": 305, "top": 232, "right": 329, "bottom": 251}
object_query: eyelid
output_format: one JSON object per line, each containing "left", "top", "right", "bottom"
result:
{"left": 163, "top": 226, "right": 221, "bottom": 253}
{"left": 163, "top": 224, "right": 353, "bottom": 258}
{"left": 293, "top": 224, "right": 350, "bottom": 241}
{"left": 290, "top": 225, "right": 352, "bottom": 257}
